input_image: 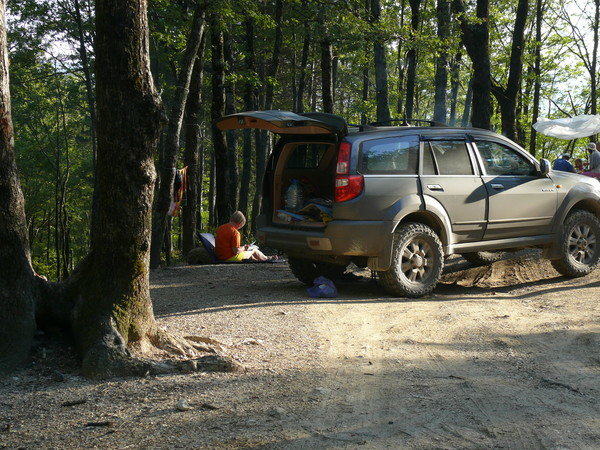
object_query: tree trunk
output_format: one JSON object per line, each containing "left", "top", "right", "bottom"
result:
{"left": 433, "top": 0, "right": 450, "bottom": 124}
{"left": 371, "top": 0, "right": 391, "bottom": 123}
{"left": 238, "top": 17, "right": 256, "bottom": 219}
{"left": 296, "top": 17, "right": 311, "bottom": 113}
{"left": 491, "top": 0, "right": 528, "bottom": 140}
{"left": 448, "top": 52, "right": 461, "bottom": 126}
{"left": 210, "top": 19, "right": 230, "bottom": 226}
{"left": 182, "top": 31, "right": 207, "bottom": 256}
{"left": 150, "top": 4, "right": 206, "bottom": 269}
{"left": 591, "top": 0, "right": 599, "bottom": 133}
{"left": 452, "top": 0, "right": 491, "bottom": 130}
{"left": 529, "top": 0, "right": 543, "bottom": 156}
{"left": 0, "top": 0, "right": 37, "bottom": 373}
{"left": 321, "top": 37, "right": 334, "bottom": 113}
{"left": 405, "top": 0, "right": 421, "bottom": 119}
{"left": 224, "top": 31, "right": 238, "bottom": 211}
{"left": 396, "top": 0, "right": 407, "bottom": 117}
{"left": 72, "top": 0, "right": 97, "bottom": 168}
{"left": 252, "top": 1, "right": 283, "bottom": 227}
{"left": 461, "top": 76, "right": 473, "bottom": 126}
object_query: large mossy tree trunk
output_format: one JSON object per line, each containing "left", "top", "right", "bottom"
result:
{"left": 69, "top": 0, "right": 164, "bottom": 377}
{"left": 0, "top": 0, "right": 38, "bottom": 374}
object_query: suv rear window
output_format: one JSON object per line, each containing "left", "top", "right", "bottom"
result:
{"left": 360, "top": 136, "right": 419, "bottom": 174}
{"left": 286, "top": 143, "right": 330, "bottom": 169}
{"left": 424, "top": 141, "right": 474, "bottom": 175}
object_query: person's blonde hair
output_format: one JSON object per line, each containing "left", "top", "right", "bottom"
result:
{"left": 230, "top": 211, "right": 246, "bottom": 227}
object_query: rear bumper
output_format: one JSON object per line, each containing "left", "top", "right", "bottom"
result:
{"left": 257, "top": 219, "right": 396, "bottom": 270}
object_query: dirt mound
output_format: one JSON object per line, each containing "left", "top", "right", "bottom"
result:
{"left": 440, "top": 255, "right": 559, "bottom": 288}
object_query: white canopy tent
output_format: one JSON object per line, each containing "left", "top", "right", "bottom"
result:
{"left": 533, "top": 115, "right": 600, "bottom": 140}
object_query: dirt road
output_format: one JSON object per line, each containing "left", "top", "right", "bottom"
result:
{"left": 1, "top": 253, "right": 599, "bottom": 448}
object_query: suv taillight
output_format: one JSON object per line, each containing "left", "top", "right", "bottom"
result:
{"left": 334, "top": 141, "right": 363, "bottom": 202}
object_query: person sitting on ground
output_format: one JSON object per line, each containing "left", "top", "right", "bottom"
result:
{"left": 587, "top": 142, "right": 600, "bottom": 173}
{"left": 574, "top": 158, "right": 584, "bottom": 173}
{"left": 552, "top": 153, "right": 575, "bottom": 173}
{"left": 215, "top": 211, "right": 273, "bottom": 262}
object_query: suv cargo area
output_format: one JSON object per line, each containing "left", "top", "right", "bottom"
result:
{"left": 272, "top": 141, "right": 337, "bottom": 228}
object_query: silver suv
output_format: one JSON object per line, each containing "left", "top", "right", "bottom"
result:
{"left": 217, "top": 111, "right": 600, "bottom": 297}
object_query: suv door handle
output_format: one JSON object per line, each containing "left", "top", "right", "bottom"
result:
{"left": 491, "top": 183, "right": 505, "bottom": 190}
{"left": 426, "top": 184, "right": 444, "bottom": 191}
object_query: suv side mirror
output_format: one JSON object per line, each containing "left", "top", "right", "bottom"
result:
{"left": 539, "top": 158, "right": 551, "bottom": 176}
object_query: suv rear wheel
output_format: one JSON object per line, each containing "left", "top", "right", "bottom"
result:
{"left": 461, "top": 251, "right": 505, "bottom": 266}
{"left": 288, "top": 258, "right": 348, "bottom": 285}
{"left": 378, "top": 223, "right": 444, "bottom": 298}
{"left": 551, "top": 210, "right": 600, "bottom": 277}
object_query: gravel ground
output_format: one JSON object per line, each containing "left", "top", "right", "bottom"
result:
{"left": 1, "top": 253, "right": 599, "bottom": 448}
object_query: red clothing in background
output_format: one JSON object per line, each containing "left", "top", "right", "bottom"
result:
{"left": 215, "top": 223, "right": 240, "bottom": 261}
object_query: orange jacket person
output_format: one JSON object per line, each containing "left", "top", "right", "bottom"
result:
{"left": 215, "top": 211, "right": 272, "bottom": 261}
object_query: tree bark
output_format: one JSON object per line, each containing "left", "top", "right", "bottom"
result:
{"left": 405, "top": 0, "right": 421, "bottom": 119}
{"left": 182, "top": 31, "right": 207, "bottom": 256}
{"left": 433, "top": 0, "right": 450, "bottom": 124}
{"left": 0, "top": 0, "right": 37, "bottom": 373}
{"left": 491, "top": 0, "right": 529, "bottom": 141}
{"left": 453, "top": 0, "right": 491, "bottom": 129}
{"left": 461, "top": 76, "right": 473, "bottom": 126}
{"left": 371, "top": 0, "right": 391, "bottom": 123}
{"left": 150, "top": 4, "right": 206, "bottom": 269}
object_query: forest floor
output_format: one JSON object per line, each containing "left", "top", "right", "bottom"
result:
{"left": 1, "top": 251, "right": 600, "bottom": 448}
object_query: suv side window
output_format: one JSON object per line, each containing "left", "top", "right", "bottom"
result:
{"left": 476, "top": 141, "right": 536, "bottom": 176}
{"left": 360, "top": 136, "right": 419, "bottom": 174}
{"left": 424, "top": 140, "right": 474, "bottom": 175}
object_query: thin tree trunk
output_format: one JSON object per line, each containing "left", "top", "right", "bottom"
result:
{"left": 224, "top": 31, "right": 238, "bottom": 211}
{"left": 252, "top": 1, "right": 283, "bottom": 227}
{"left": 182, "top": 31, "right": 206, "bottom": 255}
{"left": 210, "top": 20, "right": 230, "bottom": 226}
{"left": 453, "top": 0, "right": 491, "bottom": 129}
{"left": 321, "top": 37, "right": 334, "bottom": 113}
{"left": 461, "top": 76, "right": 473, "bottom": 126}
{"left": 296, "top": 16, "right": 310, "bottom": 113}
{"left": 433, "top": 0, "right": 450, "bottom": 123}
{"left": 448, "top": 52, "right": 461, "bottom": 126}
{"left": 405, "top": 0, "right": 421, "bottom": 119}
{"left": 238, "top": 17, "right": 256, "bottom": 219}
{"left": 73, "top": 0, "right": 97, "bottom": 168}
{"left": 396, "top": 0, "right": 406, "bottom": 116}
{"left": 529, "top": 0, "right": 542, "bottom": 156}
{"left": 371, "top": 0, "right": 391, "bottom": 123}
{"left": 491, "top": 0, "right": 528, "bottom": 140}
{"left": 150, "top": 4, "right": 206, "bottom": 269}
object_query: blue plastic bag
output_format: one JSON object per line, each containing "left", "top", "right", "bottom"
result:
{"left": 307, "top": 276, "right": 338, "bottom": 298}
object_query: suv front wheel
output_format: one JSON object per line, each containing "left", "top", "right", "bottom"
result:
{"left": 378, "top": 223, "right": 444, "bottom": 298}
{"left": 551, "top": 210, "right": 600, "bottom": 277}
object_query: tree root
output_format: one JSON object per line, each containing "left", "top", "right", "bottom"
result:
{"left": 80, "top": 319, "right": 242, "bottom": 380}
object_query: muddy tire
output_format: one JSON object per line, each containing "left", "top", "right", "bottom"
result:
{"left": 551, "top": 210, "right": 600, "bottom": 277}
{"left": 378, "top": 223, "right": 444, "bottom": 298}
{"left": 288, "top": 258, "right": 347, "bottom": 285}
{"left": 461, "top": 251, "right": 505, "bottom": 266}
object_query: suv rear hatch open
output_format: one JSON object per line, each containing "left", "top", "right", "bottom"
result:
{"left": 216, "top": 111, "right": 349, "bottom": 229}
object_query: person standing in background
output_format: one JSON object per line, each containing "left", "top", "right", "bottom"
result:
{"left": 587, "top": 143, "right": 600, "bottom": 174}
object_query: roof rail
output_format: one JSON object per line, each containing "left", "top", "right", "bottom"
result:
{"left": 368, "top": 118, "right": 448, "bottom": 127}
